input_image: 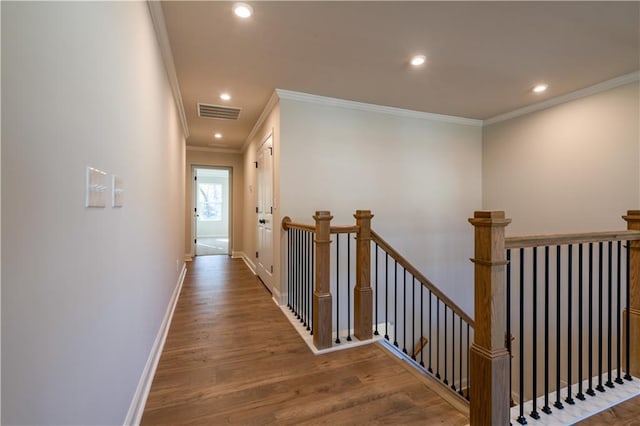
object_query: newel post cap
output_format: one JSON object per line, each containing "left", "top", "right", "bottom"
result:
{"left": 354, "top": 210, "right": 374, "bottom": 220}
{"left": 468, "top": 210, "right": 511, "bottom": 227}
{"left": 313, "top": 211, "right": 333, "bottom": 221}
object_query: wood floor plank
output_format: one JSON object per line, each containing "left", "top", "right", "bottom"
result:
{"left": 141, "top": 256, "right": 468, "bottom": 425}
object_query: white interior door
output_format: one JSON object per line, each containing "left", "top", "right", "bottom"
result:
{"left": 256, "top": 134, "right": 274, "bottom": 291}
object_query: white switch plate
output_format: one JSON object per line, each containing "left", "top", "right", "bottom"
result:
{"left": 86, "top": 166, "right": 108, "bottom": 208}
{"left": 112, "top": 175, "right": 124, "bottom": 207}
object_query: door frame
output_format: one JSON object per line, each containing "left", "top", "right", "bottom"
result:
{"left": 191, "top": 165, "right": 233, "bottom": 256}
{"left": 255, "top": 131, "right": 274, "bottom": 291}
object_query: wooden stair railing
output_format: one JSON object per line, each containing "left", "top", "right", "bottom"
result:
{"left": 283, "top": 209, "right": 475, "bottom": 407}
{"left": 469, "top": 210, "right": 640, "bottom": 426}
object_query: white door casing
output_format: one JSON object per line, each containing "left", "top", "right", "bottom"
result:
{"left": 256, "top": 134, "right": 274, "bottom": 291}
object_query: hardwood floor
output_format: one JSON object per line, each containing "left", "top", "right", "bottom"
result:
{"left": 577, "top": 394, "right": 640, "bottom": 425}
{"left": 141, "top": 256, "right": 468, "bottom": 425}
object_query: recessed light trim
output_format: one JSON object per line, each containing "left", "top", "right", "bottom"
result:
{"left": 214, "top": 133, "right": 223, "bottom": 139}
{"left": 220, "top": 93, "right": 231, "bottom": 101}
{"left": 233, "top": 3, "right": 253, "bottom": 18}
{"left": 410, "top": 54, "right": 426, "bottom": 66}
{"left": 533, "top": 84, "right": 548, "bottom": 93}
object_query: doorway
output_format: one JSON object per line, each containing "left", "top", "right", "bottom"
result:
{"left": 193, "top": 166, "right": 231, "bottom": 256}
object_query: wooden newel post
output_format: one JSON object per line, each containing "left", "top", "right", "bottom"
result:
{"left": 623, "top": 210, "right": 640, "bottom": 377}
{"left": 468, "top": 211, "right": 511, "bottom": 426}
{"left": 354, "top": 210, "right": 374, "bottom": 340}
{"left": 314, "top": 211, "right": 333, "bottom": 350}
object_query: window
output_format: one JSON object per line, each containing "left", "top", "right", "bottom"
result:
{"left": 198, "top": 183, "right": 223, "bottom": 221}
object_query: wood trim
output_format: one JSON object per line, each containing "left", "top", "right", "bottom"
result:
{"left": 353, "top": 210, "right": 373, "bottom": 340}
{"left": 330, "top": 225, "right": 359, "bottom": 234}
{"left": 370, "top": 230, "right": 474, "bottom": 327}
{"left": 125, "top": 262, "right": 187, "bottom": 425}
{"left": 281, "top": 217, "right": 316, "bottom": 233}
{"left": 146, "top": 1, "right": 189, "bottom": 139}
{"left": 275, "top": 88, "right": 483, "bottom": 127}
{"left": 484, "top": 71, "right": 640, "bottom": 126}
{"left": 505, "top": 230, "right": 640, "bottom": 249}
{"left": 313, "top": 211, "right": 333, "bottom": 349}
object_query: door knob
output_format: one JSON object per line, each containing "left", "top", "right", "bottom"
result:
{"left": 259, "top": 219, "right": 266, "bottom": 224}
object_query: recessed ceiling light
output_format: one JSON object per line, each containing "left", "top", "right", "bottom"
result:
{"left": 220, "top": 93, "right": 231, "bottom": 101}
{"left": 410, "top": 55, "right": 426, "bottom": 66}
{"left": 233, "top": 3, "right": 253, "bottom": 18}
{"left": 214, "top": 133, "right": 223, "bottom": 139}
{"left": 533, "top": 84, "right": 548, "bottom": 93}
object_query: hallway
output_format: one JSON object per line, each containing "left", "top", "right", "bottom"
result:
{"left": 141, "top": 256, "right": 469, "bottom": 424}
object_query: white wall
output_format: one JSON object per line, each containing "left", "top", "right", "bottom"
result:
{"left": 483, "top": 82, "right": 640, "bottom": 235}
{"left": 2, "top": 3, "right": 185, "bottom": 424}
{"left": 279, "top": 98, "right": 483, "bottom": 314}
{"left": 185, "top": 150, "right": 243, "bottom": 258}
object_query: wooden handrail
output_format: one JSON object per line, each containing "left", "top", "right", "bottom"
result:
{"left": 281, "top": 216, "right": 315, "bottom": 233}
{"left": 370, "top": 230, "right": 475, "bottom": 328}
{"left": 281, "top": 217, "right": 358, "bottom": 234}
{"left": 330, "top": 225, "right": 359, "bottom": 234}
{"left": 505, "top": 230, "right": 640, "bottom": 249}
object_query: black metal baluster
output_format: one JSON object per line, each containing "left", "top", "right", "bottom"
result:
{"left": 444, "top": 305, "right": 448, "bottom": 385}
{"left": 403, "top": 269, "right": 407, "bottom": 353}
{"left": 420, "top": 284, "right": 424, "bottom": 367}
{"left": 466, "top": 323, "right": 470, "bottom": 400}
{"left": 307, "top": 231, "right": 312, "bottom": 331}
{"left": 287, "top": 230, "right": 291, "bottom": 309}
{"left": 428, "top": 289, "right": 433, "bottom": 373}
{"left": 347, "top": 234, "right": 352, "bottom": 341}
{"left": 517, "top": 248, "right": 527, "bottom": 424}
{"left": 531, "top": 247, "right": 540, "bottom": 418}
{"left": 542, "top": 246, "right": 552, "bottom": 414}
{"left": 587, "top": 243, "right": 595, "bottom": 396}
{"left": 335, "top": 234, "right": 340, "bottom": 344}
{"left": 616, "top": 240, "right": 623, "bottom": 385}
{"left": 451, "top": 310, "right": 456, "bottom": 392}
{"left": 554, "top": 245, "right": 564, "bottom": 410}
{"left": 606, "top": 241, "right": 614, "bottom": 388}
{"left": 302, "top": 231, "right": 307, "bottom": 326}
{"left": 311, "top": 234, "right": 314, "bottom": 335}
{"left": 596, "top": 242, "right": 605, "bottom": 392}
{"left": 412, "top": 276, "right": 416, "bottom": 360}
{"left": 436, "top": 298, "right": 441, "bottom": 379}
{"left": 374, "top": 243, "right": 379, "bottom": 336}
{"left": 625, "top": 242, "right": 632, "bottom": 381}
{"left": 458, "top": 316, "right": 463, "bottom": 396}
{"left": 385, "top": 252, "right": 389, "bottom": 340}
{"left": 566, "top": 245, "right": 575, "bottom": 404}
{"left": 394, "top": 260, "right": 398, "bottom": 347}
{"left": 295, "top": 229, "right": 300, "bottom": 318}
{"left": 507, "top": 249, "right": 513, "bottom": 412}
{"left": 577, "top": 244, "right": 585, "bottom": 400}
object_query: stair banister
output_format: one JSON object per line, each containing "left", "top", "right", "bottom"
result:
{"left": 468, "top": 211, "right": 511, "bottom": 426}
{"left": 354, "top": 210, "right": 374, "bottom": 340}
{"left": 313, "top": 211, "right": 333, "bottom": 349}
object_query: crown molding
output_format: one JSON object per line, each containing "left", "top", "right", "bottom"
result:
{"left": 242, "top": 91, "right": 280, "bottom": 153}
{"left": 147, "top": 1, "right": 189, "bottom": 139}
{"left": 186, "top": 145, "right": 242, "bottom": 155}
{"left": 275, "top": 89, "right": 483, "bottom": 127}
{"left": 484, "top": 71, "right": 640, "bottom": 126}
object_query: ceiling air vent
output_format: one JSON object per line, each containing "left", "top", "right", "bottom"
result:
{"left": 197, "top": 103, "right": 241, "bottom": 120}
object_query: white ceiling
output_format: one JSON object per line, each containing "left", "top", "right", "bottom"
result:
{"left": 161, "top": 1, "right": 640, "bottom": 150}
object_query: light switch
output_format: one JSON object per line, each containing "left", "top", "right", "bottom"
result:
{"left": 112, "top": 175, "right": 124, "bottom": 207}
{"left": 86, "top": 166, "right": 108, "bottom": 208}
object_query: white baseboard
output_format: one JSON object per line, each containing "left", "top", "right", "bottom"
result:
{"left": 232, "top": 251, "right": 256, "bottom": 274}
{"left": 123, "top": 262, "right": 187, "bottom": 426}
{"left": 184, "top": 253, "right": 193, "bottom": 262}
